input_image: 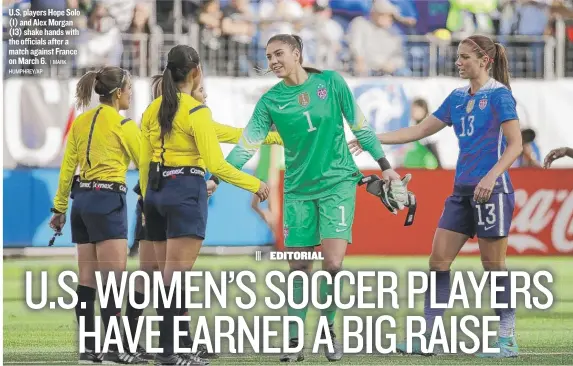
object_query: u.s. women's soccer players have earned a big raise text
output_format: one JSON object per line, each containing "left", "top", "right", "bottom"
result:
{"left": 24, "top": 268, "right": 553, "bottom": 357}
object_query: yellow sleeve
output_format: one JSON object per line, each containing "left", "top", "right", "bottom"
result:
{"left": 212, "top": 120, "right": 283, "bottom": 146}
{"left": 53, "top": 124, "right": 79, "bottom": 213}
{"left": 191, "top": 107, "right": 261, "bottom": 193}
{"left": 139, "top": 114, "right": 153, "bottom": 198}
{"left": 212, "top": 120, "right": 243, "bottom": 143}
{"left": 119, "top": 118, "right": 141, "bottom": 169}
{"left": 263, "top": 131, "right": 283, "bottom": 145}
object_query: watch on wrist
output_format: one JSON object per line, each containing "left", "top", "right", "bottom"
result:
{"left": 50, "top": 208, "right": 63, "bottom": 214}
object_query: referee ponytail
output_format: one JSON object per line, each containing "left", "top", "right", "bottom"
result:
{"left": 158, "top": 45, "right": 201, "bottom": 138}
{"left": 75, "top": 66, "right": 129, "bottom": 110}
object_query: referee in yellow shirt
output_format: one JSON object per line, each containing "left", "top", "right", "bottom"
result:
{"left": 124, "top": 77, "right": 282, "bottom": 360}
{"left": 139, "top": 45, "right": 269, "bottom": 365}
{"left": 48, "top": 67, "right": 146, "bottom": 364}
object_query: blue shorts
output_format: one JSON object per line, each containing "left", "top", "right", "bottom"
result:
{"left": 438, "top": 193, "right": 515, "bottom": 238}
{"left": 144, "top": 175, "right": 208, "bottom": 241}
{"left": 71, "top": 190, "right": 128, "bottom": 244}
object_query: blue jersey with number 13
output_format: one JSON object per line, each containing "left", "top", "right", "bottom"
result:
{"left": 432, "top": 79, "right": 518, "bottom": 196}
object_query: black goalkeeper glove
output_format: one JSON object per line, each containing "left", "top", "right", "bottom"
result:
{"left": 359, "top": 174, "right": 417, "bottom": 226}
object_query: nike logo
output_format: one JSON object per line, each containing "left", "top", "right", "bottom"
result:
{"left": 278, "top": 103, "right": 291, "bottom": 110}
{"left": 484, "top": 225, "right": 494, "bottom": 231}
{"left": 335, "top": 228, "right": 346, "bottom": 232}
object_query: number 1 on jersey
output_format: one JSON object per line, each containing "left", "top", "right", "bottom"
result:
{"left": 303, "top": 111, "right": 317, "bottom": 132}
{"left": 338, "top": 205, "right": 347, "bottom": 226}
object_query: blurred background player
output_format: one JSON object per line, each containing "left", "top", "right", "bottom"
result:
{"left": 138, "top": 44, "right": 269, "bottom": 366}
{"left": 48, "top": 67, "right": 146, "bottom": 364}
{"left": 350, "top": 34, "right": 522, "bottom": 358}
{"left": 398, "top": 98, "right": 442, "bottom": 169}
{"left": 223, "top": 33, "right": 408, "bottom": 363}
{"left": 514, "top": 128, "right": 542, "bottom": 167}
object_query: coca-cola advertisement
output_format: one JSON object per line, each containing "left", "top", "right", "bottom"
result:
{"left": 276, "top": 169, "right": 573, "bottom": 256}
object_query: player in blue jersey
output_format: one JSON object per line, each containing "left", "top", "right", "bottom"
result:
{"left": 350, "top": 35, "right": 524, "bottom": 358}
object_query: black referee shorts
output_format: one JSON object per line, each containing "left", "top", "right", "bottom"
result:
{"left": 143, "top": 174, "right": 208, "bottom": 241}
{"left": 71, "top": 190, "right": 128, "bottom": 244}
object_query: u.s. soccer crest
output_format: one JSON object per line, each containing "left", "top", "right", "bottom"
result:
{"left": 466, "top": 99, "right": 475, "bottom": 113}
{"left": 479, "top": 98, "right": 488, "bottom": 110}
{"left": 298, "top": 92, "right": 310, "bottom": 106}
{"left": 316, "top": 84, "right": 327, "bottom": 100}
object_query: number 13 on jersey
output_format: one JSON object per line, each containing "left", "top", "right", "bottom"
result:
{"left": 460, "top": 115, "right": 474, "bottom": 137}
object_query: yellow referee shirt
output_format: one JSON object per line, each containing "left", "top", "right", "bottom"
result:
{"left": 53, "top": 104, "right": 141, "bottom": 213}
{"left": 139, "top": 94, "right": 262, "bottom": 197}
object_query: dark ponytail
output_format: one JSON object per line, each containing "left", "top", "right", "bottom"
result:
{"left": 75, "top": 66, "right": 128, "bottom": 110}
{"left": 291, "top": 34, "right": 322, "bottom": 74}
{"left": 492, "top": 43, "right": 511, "bottom": 90}
{"left": 264, "top": 34, "right": 322, "bottom": 75}
{"left": 157, "top": 45, "right": 201, "bottom": 138}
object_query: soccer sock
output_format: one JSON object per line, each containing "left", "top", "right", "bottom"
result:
{"left": 178, "top": 307, "right": 193, "bottom": 348}
{"left": 100, "top": 288, "right": 122, "bottom": 352}
{"left": 288, "top": 272, "right": 309, "bottom": 341}
{"left": 320, "top": 270, "right": 340, "bottom": 328}
{"left": 75, "top": 285, "right": 96, "bottom": 351}
{"left": 495, "top": 273, "right": 515, "bottom": 337}
{"left": 124, "top": 291, "right": 145, "bottom": 347}
{"left": 424, "top": 270, "right": 451, "bottom": 331}
{"left": 156, "top": 286, "right": 176, "bottom": 356}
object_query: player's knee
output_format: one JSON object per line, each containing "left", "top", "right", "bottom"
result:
{"left": 428, "top": 255, "right": 452, "bottom": 271}
{"left": 322, "top": 259, "right": 343, "bottom": 273}
{"left": 289, "top": 260, "right": 312, "bottom": 273}
{"left": 480, "top": 255, "right": 506, "bottom": 271}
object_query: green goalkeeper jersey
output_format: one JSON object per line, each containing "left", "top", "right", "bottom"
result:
{"left": 226, "top": 70, "right": 385, "bottom": 199}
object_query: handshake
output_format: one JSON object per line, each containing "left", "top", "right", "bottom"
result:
{"left": 359, "top": 174, "right": 417, "bottom": 226}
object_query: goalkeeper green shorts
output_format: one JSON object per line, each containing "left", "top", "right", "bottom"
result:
{"left": 283, "top": 180, "right": 357, "bottom": 247}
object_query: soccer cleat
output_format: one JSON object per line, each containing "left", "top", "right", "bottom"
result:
{"left": 78, "top": 350, "right": 103, "bottom": 363}
{"left": 102, "top": 350, "right": 149, "bottom": 364}
{"left": 155, "top": 353, "right": 206, "bottom": 365}
{"left": 323, "top": 328, "right": 343, "bottom": 361}
{"left": 134, "top": 344, "right": 155, "bottom": 361}
{"left": 194, "top": 344, "right": 219, "bottom": 359}
{"left": 396, "top": 333, "right": 437, "bottom": 356}
{"left": 178, "top": 352, "right": 209, "bottom": 365}
{"left": 475, "top": 336, "right": 519, "bottom": 358}
{"left": 279, "top": 339, "right": 304, "bottom": 363}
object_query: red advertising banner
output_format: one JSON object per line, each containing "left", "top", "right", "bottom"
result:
{"left": 276, "top": 169, "right": 573, "bottom": 256}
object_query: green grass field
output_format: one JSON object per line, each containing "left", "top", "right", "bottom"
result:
{"left": 4, "top": 255, "right": 573, "bottom": 365}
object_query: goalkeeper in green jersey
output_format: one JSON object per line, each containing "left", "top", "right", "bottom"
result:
{"left": 222, "top": 34, "right": 409, "bottom": 362}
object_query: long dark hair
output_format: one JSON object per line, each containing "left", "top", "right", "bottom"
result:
{"left": 158, "top": 45, "right": 200, "bottom": 138}
{"left": 462, "top": 35, "right": 511, "bottom": 90}
{"left": 75, "top": 66, "right": 129, "bottom": 109}
{"left": 262, "top": 34, "right": 322, "bottom": 75}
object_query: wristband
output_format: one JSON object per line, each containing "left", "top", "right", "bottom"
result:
{"left": 50, "top": 208, "right": 64, "bottom": 214}
{"left": 377, "top": 157, "right": 392, "bottom": 171}
{"left": 209, "top": 176, "right": 220, "bottom": 185}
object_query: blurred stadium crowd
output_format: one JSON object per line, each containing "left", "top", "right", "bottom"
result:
{"left": 3, "top": 0, "right": 573, "bottom": 78}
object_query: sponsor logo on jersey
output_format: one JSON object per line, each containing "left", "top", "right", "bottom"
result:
{"left": 316, "top": 84, "right": 327, "bottom": 100}
{"left": 466, "top": 99, "right": 475, "bottom": 113}
{"left": 479, "top": 98, "right": 488, "bottom": 110}
{"left": 298, "top": 92, "right": 310, "bottom": 106}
